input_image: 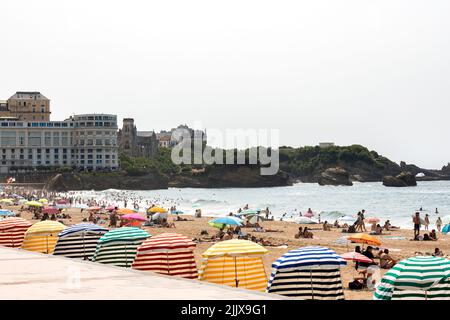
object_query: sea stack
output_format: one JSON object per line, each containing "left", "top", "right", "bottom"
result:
{"left": 382, "top": 171, "right": 417, "bottom": 187}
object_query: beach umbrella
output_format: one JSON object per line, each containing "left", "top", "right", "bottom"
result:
{"left": 132, "top": 233, "right": 198, "bottom": 279}
{"left": 88, "top": 206, "right": 102, "bottom": 211}
{"left": 148, "top": 206, "right": 167, "bottom": 213}
{"left": 121, "top": 213, "right": 146, "bottom": 221}
{"left": 442, "top": 215, "right": 450, "bottom": 225}
{"left": 442, "top": 224, "right": 450, "bottom": 234}
{"left": 374, "top": 256, "right": 450, "bottom": 300}
{"left": 38, "top": 198, "right": 48, "bottom": 203}
{"left": 42, "top": 207, "right": 59, "bottom": 215}
{"left": 0, "top": 199, "right": 14, "bottom": 206}
{"left": 117, "top": 208, "right": 136, "bottom": 215}
{"left": 247, "top": 214, "right": 264, "bottom": 225}
{"left": 267, "top": 246, "right": 347, "bottom": 300}
{"left": 21, "top": 221, "right": 66, "bottom": 254}
{"left": 25, "top": 201, "right": 43, "bottom": 207}
{"left": 341, "top": 252, "right": 373, "bottom": 263}
{"left": 295, "top": 217, "right": 315, "bottom": 224}
{"left": 366, "top": 217, "right": 380, "bottom": 223}
{"left": 170, "top": 210, "right": 184, "bottom": 215}
{"left": 208, "top": 216, "right": 243, "bottom": 228}
{"left": 348, "top": 233, "right": 381, "bottom": 246}
{"left": 53, "top": 223, "right": 108, "bottom": 260}
{"left": 0, "top": 217, "right": 32, "bottom": 248}
{"left": 198, "top": 239, "right": 268, "bottom": 291}
{"left": 240, "top": 209, "right": 260, "bottom": 215}
{"left": 0, "top": 210, "right": 15, "bottom": 217}
{"left": 91, "top": 227, "right": 150, "bottom": 267}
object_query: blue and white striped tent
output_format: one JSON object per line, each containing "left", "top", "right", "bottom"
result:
{"left": 267, "top": 246, "right": 347, "bottom": 300}
{"left": 53, "top": 223, "right": 108, "bottom": 260}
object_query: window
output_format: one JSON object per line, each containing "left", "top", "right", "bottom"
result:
{"left": 1, "top": 132, "right": 16, "bottom": 146}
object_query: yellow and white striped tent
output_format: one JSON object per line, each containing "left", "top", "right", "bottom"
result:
{"left": 21, "top": 221, "right": 66, "bottom": 254}
{"left": 198, "top": 239, "right": 269, "bottom": 291}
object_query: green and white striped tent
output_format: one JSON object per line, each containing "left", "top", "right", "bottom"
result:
{"left": 374, "top": 256, "right": 450, "bottom": 300}
{"left": 91, "top": 227, "right": 150, "bottom": 268}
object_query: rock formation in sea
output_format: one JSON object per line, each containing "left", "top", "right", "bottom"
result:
{"left": 382, "top": 171, "right": 417, "bottom": 187}
{"left": 318, "top": 167, "right": 353, "bottom": 186}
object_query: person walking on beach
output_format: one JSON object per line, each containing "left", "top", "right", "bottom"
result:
{"left": 413, "top": 212, "right": 421, "bottom": 238}
{"left": 436, "top": 217, "right": 442, "bottom": 233}
{"left": 361, "top": 209, "right": 367, "bottom": 232}
{"left": 424, "top": 214, "right": 430, "bottom": 231}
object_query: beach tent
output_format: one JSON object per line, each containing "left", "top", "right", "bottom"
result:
{"left": 374, "top": 256, "right": 450, "bottom": 300}
{"left": 91, "top": 227, "right": 150, "bottom": 267}
{"left": 198, "top": 239, "right": 268, "bottom": 291}
{"left": 21, "top": 221, "right": 66, "bottom": 254}
{"left": 267, "top": 246, "right": 347, "bottom": 300}
{"left": 53, "top": 223, "right": 108, "bottom": 260}
{"left": 132, "top": 233, "right": 198, "bottom": 279}
{"left": 0, "top": 218, "right": 32, "bottom": 248}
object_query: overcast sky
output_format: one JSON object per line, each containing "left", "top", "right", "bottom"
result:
{"left": 1, "top": 1, "right": 450, "bottom": 169}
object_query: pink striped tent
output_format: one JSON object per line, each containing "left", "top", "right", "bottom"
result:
{"left": 132, "top": 233, "right": 198, "bottom": 279}
{"left": 0, "top": 218, "right": 32, "bottom": 248}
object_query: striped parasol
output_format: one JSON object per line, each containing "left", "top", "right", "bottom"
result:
{"left": 21, "top": 221, "right": 66, "bottom": 254}
{"left": 374, "top": 256, "right": 450, "bottom": 300}
{"left": 341, "top": 252, "right": 373, "bottom": 263}
{"left": 91, "top": 227, "right": 150, "bottom": 267}
{"left": 0, "top": 218, "right": 32, "bottom": 248}
{"left": 53, "top": 223, "right": 109, "bottom": 260}
{"left": 267, "top": 246, "right": 347, "bottom": 300}
{"left": 132, "top": 233, "right": 198, "bottom": 279}
{"left": 198, "top": 239, "right": 268, "bottom": 291}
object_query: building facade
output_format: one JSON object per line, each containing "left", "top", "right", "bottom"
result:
{"left": 118, "top": 118, "right": 158, "bottom": 158}
{"left": 0, "top": 114, "right": 119, "bottom": 174}
{"left": 0, "top": 92, "right": 51, "bottom": 121}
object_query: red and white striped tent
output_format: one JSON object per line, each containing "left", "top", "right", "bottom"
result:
{"left": 0, "top": 218, "right": 32, "bottom": 248}
{"left": 132, "top": 233, "right": 198, "bottom": 279}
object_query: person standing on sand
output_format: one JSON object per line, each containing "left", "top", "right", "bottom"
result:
{"left": 413, "top": 212, "right": 421, "bottom": 238}
{"left": 424, "top": 214, "right": 430, "bottom": 231}
{"left": 436, "top": 217, "right": 442, "bottom": 232}
{"left": 361, "top": 210, "right": 367, "bottom": 232}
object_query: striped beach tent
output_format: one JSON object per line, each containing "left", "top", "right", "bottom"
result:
{"left": 0, "top": 218, "right": 32, "bottom": 248}
{"left": 267, "top": 246, "right": 347, "bottom": 300}
{"left": 374, "top": 256, "right": 450, "bottom": 300}
{"left": 132, "top": 233, "right": 198, "bottom": 279}
{"left": 21, "top": 221, "right": 66, "bottom": 254}
{"left": 53, "top": 223, "right": 109, "bottom": 260}
{"left": 91, "top": 227, "right": 150, "bottom": 267}
{"left": 198, "top": 239, "right": 269, "bottom": 291}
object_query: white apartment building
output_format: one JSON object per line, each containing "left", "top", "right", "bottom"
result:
{"left": 0, "top": 113, "right": 118, "bottom": 174}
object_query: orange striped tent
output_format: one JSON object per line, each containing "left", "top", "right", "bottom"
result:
{"left": 132, "top": 233, "right": 198, "bottom": 279}
{"left": 0, "top": 218, "right": 32, "bottom": 248}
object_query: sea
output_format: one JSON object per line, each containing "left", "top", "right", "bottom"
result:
{"left": 69, "top": 181, "right": 450, "bottom": 229}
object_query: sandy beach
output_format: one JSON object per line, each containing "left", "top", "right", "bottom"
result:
{"left": 8, "top": 204, "right": 450, "bottom": 300}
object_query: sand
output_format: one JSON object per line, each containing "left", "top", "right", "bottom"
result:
{"left": 11, "top": 206, "right": 450, "bottom": 300}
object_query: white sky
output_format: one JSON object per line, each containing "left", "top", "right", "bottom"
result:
{"left": 1, "top": 0, "right": 450, "bottom": 169}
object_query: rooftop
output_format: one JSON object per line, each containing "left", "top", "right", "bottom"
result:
{"left": 0, "top": 247, "right": 283, "bottom": 300}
